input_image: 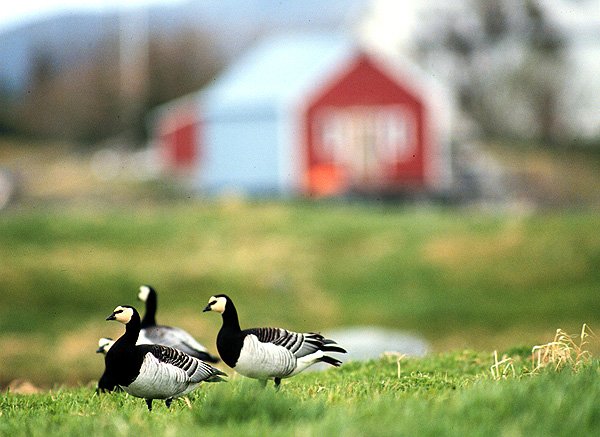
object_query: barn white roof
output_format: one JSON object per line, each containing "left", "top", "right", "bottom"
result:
{"left": 200, "top": 33, "right": 355, "bottom": 119}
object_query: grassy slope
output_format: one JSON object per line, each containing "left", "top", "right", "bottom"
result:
{"left": 0, "top": 202, "right": 599, "bottom": 386}
{"left": 1, "top": 354, "right": 599, "bottom": 436}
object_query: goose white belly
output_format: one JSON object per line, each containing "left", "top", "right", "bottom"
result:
{"left": 122, "top": 353, "right": 198, "bottom": 399}
{"left": 234, "top": 335, "right": 296, "bottom": 379}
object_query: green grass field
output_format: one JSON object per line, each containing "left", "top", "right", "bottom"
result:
{"left": 1, "top": 200, "right": 599, "bottom": 435}
{"left": 1, "top": 353, "right": 599, "bottom": 436}
{"left": 0, "top": 202, "right": 599, "bottom": 387}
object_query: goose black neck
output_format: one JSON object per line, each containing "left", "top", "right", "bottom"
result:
{"left": 106, "top": 310, "right": 144, "bottom": 387}
{"left": 140, "top": 290, "right": 157, "bottom": 328}
{"left": 122, "top": 313, "right": 142, "bottom": 344}
{"left": 222, "top": 300, "right": 241, "bottom": 332}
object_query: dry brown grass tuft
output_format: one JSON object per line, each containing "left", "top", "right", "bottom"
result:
{"left": 530, "top": 324, "right": 594, "bottom": 373}
{"left": 490, "top": 324, "right": 594, "bottom": 379}
{"left": 490, "top": 350, "right": 516, "bottom": 380}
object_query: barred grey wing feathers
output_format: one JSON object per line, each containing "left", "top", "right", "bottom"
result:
{"left": 245, "top": 328, "right": 346, "bottom": 358}
{"left": 145, "top": 344, "right": 226, "bottom": 382}
{"left": 245, "top": 327, "right": 283, "bottom": 343}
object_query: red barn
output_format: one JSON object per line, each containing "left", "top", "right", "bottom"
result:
{"left": 150, "top": 97, "right": 201, "bottom": 174}
{"left": 152, "top": 34, "right": 453, "bottom": 196}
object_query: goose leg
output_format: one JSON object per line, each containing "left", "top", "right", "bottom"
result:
{"left": 274, "top": 377, "right": 281, "bottom": 389}
{"left": 145, "top": 399, "right": 153, "bottom": 411}
{"left": 165, "top": 398, "right": 173, "bottom": 408}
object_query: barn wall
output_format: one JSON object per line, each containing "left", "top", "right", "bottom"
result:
{"left": 198, "top": 112, "right": 283, "bottom": 194}
{"left": 179, "top": 35, "right": 453, "bottom": 197}
{"left": 367, "top": 52, "right": 455, "bottom": 192}
{"left": 303, "top": 54, "right": 428, "bottom": 196}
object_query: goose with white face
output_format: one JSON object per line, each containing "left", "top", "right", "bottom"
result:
{"left": 135, "top": 285, "right": 220, "bottom": 363}
{"left": 203, "top": 296, "right": 227, "bottom": 314}
{"left": 102, "top": 304, "right": 227, "bottom": 411}
{"left": 97, "top": 337, "right": 115, "bottom": 354}
{"left": 203, "top": 294, "right": 347, "bottom": 388}
{"left": 138, "top": 285, "right": 151, "bottom": 302}
{"left": 106, "top": 306, "right": 134, "bottom": 324}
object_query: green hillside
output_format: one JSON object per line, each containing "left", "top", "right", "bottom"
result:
{"left": 0, "top": 202, "right": 598, "bottom": 386}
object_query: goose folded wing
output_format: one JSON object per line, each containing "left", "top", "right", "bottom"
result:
{"left": 139, "top": 326, "right": 176, "bottom": 345}
{"left": 167, "top": 328, "right": 212, "bottom": 355}
{"left": 144, "top": 326, "right": 209, "bottom": 353}
{"left": 142, "top": 344, "right": 226, "bottom": 382}
{"left": 245, "top": 327, "right": 328, "bottom": 358}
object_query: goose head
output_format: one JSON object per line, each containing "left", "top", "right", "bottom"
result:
{"left": 203, "top": 295, "right": 229, "bottom": 314}
{"left": 106, "top": 305, "right": 137, "bottom": 324}
{"left": 96, "top": 337, "right": 115, "bottom": 354}
{"left": 137, "top": 285, "right": 154, "bottom": 302}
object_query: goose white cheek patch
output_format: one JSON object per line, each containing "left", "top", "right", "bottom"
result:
{"left": 114, "top": 307, "right": 134, "bottom": 324}
{"left": 138, "top": 286, "right": 151, "bottom": 302}
{"left": 209, "top": 297, "right": 227, "bottom": 314}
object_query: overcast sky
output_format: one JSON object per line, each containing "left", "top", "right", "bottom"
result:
{"left": 3, "top": 0, "right": 598, "bottom": 34}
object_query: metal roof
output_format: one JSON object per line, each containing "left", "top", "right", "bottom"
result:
{"left": 200, "top": 33, "right": 355, "bottom": 119}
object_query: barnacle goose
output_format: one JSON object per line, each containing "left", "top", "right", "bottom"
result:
{"left": 137, "top": 285, "right": 219, "bottom": 363}
{"left": 104, "top": 305, "right": 227, "bottom": 410}
{"left": 96, "top": 338, "right": 118, "bottom": 393}
{"left": 96, "top": 337, "right": 115, "bottom": 354}
{"left": 203, "top": 294, "right": 346, "bottom": 387}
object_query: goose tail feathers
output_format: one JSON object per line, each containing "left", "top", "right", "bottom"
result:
{"left": 321, "top": 344, "right": 347, "bottom": 354}
{"left": 321, "top": 338, "right": 347, "bottom": 354}
{"left": 319, "top": 355, "right": 343, "bottom": 367}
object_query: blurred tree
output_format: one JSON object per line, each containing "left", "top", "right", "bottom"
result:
{"left": 414, "top": 0, "right": 568, "bottom": 146}
{"left": 15, "top": 39, "right": 121, "bottom": 143}
{"left": 0, "top": 82, "right": 19, "bottom": 136}
{"left": 523, "top": 0, "right": 566, "bottom": 145}
{"left": 10, "top": 28, "right": 223, "bottom": 146}
{"left": 147, "top": 27, "right": 223, "bottom": 109}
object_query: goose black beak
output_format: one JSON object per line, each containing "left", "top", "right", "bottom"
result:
{"left": 106, "top": 313, "right": 116, "bottom": 321}
{"left": 202, "top": 304, "right": 212, "bottom": 312}
{"left": 96, "top": 346, "right": 105, "bottom": 353}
